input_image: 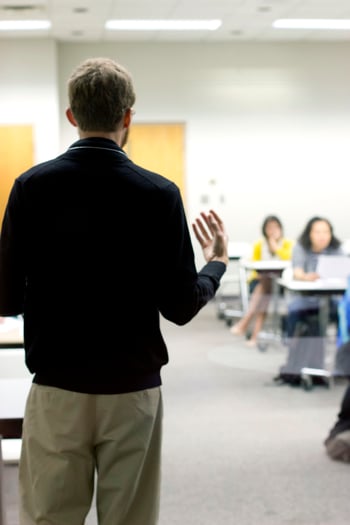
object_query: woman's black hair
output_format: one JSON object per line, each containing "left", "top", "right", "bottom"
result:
{"left": 261, "top": 215, "right": 283, "bottom": 238}
{"left": 298, "top": 216, "right": 341, "bottom": 250}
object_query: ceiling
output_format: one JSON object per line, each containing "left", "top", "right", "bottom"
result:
{"left": 1, "top": 0, "right": 350, "bottom": 43}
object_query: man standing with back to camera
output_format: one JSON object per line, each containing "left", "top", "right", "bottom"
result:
{"left": 0, "top": 57, "right": 228, "bottom": 525}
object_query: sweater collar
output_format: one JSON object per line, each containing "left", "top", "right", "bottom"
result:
{"left": 69, "top": 137, "right": 127, "bottom": 156}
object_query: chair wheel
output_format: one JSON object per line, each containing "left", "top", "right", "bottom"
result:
{"left": 301, "top": 375, "right": 313, "bottom": 391}
{"left": 257, "top": 342, "right": 268, "bottom": 352}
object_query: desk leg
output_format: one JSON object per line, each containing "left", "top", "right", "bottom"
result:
{"left": 239, "top": 264, "right": 249, "bottom": 313}
{"left": 256, "top": 273, "right": 284, "bottom": 351}
{"left": 270, "top": 275, "right": 281, "bottom": 335}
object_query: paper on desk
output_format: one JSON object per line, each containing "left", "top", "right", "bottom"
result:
{"left": 316, "top": 255, "right": 350, "bottom": 280}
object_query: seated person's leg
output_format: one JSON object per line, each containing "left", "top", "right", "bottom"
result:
{"left": 230, "top": 278, "right": 261, "bottom": 336}
{"left": 286, "top": 295, "right": 321, "bottom": 338}
{"left": 286, "top": 308, "right": 302, "bottom": 338}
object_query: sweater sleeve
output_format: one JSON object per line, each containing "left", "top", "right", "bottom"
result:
{"left": 155, "top": 186, "right": 227, "bottom": 325}
{"left": 159, "top": 260, "right": 226, "bottom": 325}
{"left": 275, "top": 238, "right": 294, "bottom": 260}
{"left": 292, "top": 243, "right": 307, "bottom": 270}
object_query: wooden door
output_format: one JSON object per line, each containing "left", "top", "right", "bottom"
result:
{"left": 0, "top": 125, "right": 34, "bottom": 225}
{"left": 125, "top": 123, "right": 186, "bottom": 203}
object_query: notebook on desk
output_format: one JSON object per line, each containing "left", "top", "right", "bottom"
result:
{"left": 316, "top": 255, "right": 350, "bottom": 280}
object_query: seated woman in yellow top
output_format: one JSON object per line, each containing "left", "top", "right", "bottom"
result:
{"left": 230, "top": 215, "right": 294, "bottom": 346}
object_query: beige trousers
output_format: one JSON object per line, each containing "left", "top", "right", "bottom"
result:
{"left": 19, "top": 384, "right": 163, "bottom": 525}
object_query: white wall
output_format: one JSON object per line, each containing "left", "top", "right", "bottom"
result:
{"left": 2, "top": 39, "right": 350, "bottom": 265}
{"left": 0, "top": 39, "right": 60, "bottom": 163}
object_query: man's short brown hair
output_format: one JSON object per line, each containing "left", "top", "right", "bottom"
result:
{"left": 67, "top": 57, "right": 136, "bottom": 132}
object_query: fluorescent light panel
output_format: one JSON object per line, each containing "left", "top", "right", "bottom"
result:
{"left": 273, "top": 19, "right": 350, "bottom": 30}
{"left": 0, "top": 20, "right": 51, "bottom": 30}
{"left": 105, "top": 19, "right": 222, "bottom": 31}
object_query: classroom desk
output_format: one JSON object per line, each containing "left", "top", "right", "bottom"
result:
{"left": 277, "top": 277, "right": 347, "bottom": 336}
{"left": 240, "top": 259, "right": 291, "bottom": 272}
{"left": 223, "top": 259, "right": 291, "bottom": 336}
{"left": 239, "top": 259, "right": 291, "bottom": 313}
{"left": 0, "top": 317, "right": 23, "bottom": 349}
{"left": 277, "top": 277, "right": 347, "bottom": 385}
{"left": 277, "top": 277, "right": 347, "bottom": 293}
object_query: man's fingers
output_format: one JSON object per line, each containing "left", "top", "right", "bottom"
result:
{"left": 195, "top": 217, "right": 212, "bottom": 240}
{"left": 208, "top": 209, "right": 227, "bottom": 234}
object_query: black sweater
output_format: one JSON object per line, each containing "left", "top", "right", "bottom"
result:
{"left": 0, "top": 138, "right": 226, "bottom": 393}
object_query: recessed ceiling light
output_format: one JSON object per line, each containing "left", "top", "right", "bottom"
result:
{"left": 0, "top": 19, "right": 51, "bottom": 30}
{"left": 105, "top": 19, "right": 222, "bottom": 31}
{"left": 273, "top": 19, "right": 350, "bottom": 30}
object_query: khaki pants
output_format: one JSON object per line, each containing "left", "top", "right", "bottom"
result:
{"left": 19, "top": 384, "right": 163, "bottom": 525}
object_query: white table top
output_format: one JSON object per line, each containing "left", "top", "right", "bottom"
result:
{"left": 0, "top": 316, "right": 23, "bottom": 346}
{"left": 277, "top": 277, "right": 347, "bottom": 293}
{"left": 240, "top": 259, "right": 291, "bottom": 271}
{"left": 0, "top": 378, "right": 32, "bottom": 419}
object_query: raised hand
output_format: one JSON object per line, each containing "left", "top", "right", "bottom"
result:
{"left": 192, "top": 209, "right": 229, "bottom": 265}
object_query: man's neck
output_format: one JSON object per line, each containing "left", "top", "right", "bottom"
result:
{"left": 78, "top": 130, "right": 122, "bottom": 146}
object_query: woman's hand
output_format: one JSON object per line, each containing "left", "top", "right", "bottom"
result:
{"left": 294, "top": 267, "right": 320, "bottom": 281}
{"left": 267, "top": 236, "right": 279, "bottom": 254}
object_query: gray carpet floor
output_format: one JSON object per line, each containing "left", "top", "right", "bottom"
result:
{"left": 2, "top": 300, "right": 350, "bottom": 524}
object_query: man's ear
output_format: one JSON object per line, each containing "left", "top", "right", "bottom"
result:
{"left": 66, "top": 107, "right": 78, "bottom": 127}
{"left": 123, "top": 108, "right": 132, "bottom": 129}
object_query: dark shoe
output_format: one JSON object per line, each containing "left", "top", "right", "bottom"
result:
{"left": 311, "top": 376, "right": 329, "bottom": 386}
{"left": 273, "top": 373, "right": 301, "bottom": 386}
{"left": 325, "top": 431, "right": 350, "bottom": 462}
